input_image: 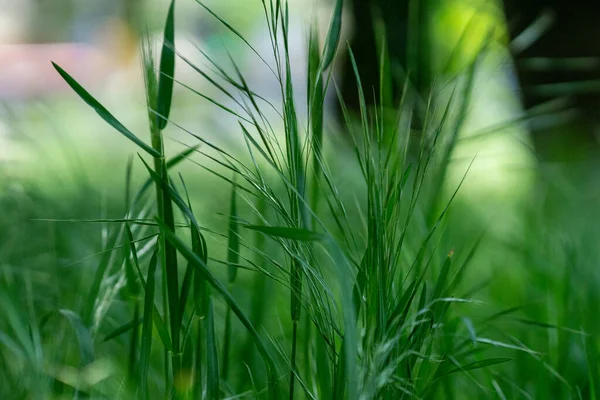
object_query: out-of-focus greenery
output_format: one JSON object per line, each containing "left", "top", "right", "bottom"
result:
{"left": 1, "top": 0, "right": 599, "bottom": 399}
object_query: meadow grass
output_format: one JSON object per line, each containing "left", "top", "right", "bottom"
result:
{"left": 1, "top": 0, "right": 599, "bottom": 399}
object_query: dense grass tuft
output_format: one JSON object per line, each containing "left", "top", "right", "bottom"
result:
{"left": 1, "top": 1, "right": 599, "bottom": 399}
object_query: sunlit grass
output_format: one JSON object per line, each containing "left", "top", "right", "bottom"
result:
{"left": 1, "top": 1, "right": 599, "bottom": 399}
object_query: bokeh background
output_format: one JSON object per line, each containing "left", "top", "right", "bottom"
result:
{"left": 2, "top": 0, "right": 600, "bottom": 398}
{"left": 0, "top": 0, "right": 534, "bottom": 225}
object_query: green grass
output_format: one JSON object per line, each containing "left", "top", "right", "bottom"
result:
{"left": 1, "top": 0, "right": 600, "bottom": 399}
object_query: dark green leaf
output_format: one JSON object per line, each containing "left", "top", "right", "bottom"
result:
{"left": 227, "top": 182, "right": 240, "bottom": 282}
{"left": 432, "top": 251, "right": 453, "bottom": 302}
{"left": 134, "top": 145, "right": 200, "bottom": 206}
{"left": 156, "top": 0, "right": 176, "bottom": 130}
{"left": 159, "top": 159, "right": 180, "bottom": 356}
{"left": 102, "top": 317, "right": 144, "bottom": 343}
{"left": 205, "top": 299, "right": 220, "bottom": 399}
{"left": 322, "top": 0, "right": 344, "bottom": 70}
{"left": 139, "top": 247, "right": 159, "bottom": 400}
{"left": 157, "top": 220, "right": 279, "bottom": 398}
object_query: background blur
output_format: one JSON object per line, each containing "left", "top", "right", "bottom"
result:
{"left": 0, "top": 0, "right": 534, "bottom": 211}
{"left": 2, "top": 0, "right": 600, "bottom": 397}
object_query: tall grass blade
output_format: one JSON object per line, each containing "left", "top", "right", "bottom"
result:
{"left": 222, "top": 181, "right": 240, "bottom": 380}
{"left": 51, "top": 63, "right": 161, "bottom": 158}
{"left": 227, "top": 183, "right": 240, "bottom": 283}
{"left": 206, "top": 298, "right": 220, "bottom": 399}
{"left": 322, "top": 0, "right": 343, "bottom": 70}
{"left": 156, "top": 0, "right": 176, "bottom": 130}
{"left": 158, "top": 221, "right": 280, "bottom": 399}
{"left": 139, "top": 247, "right": 159, "bottom": 400}
{"left": 243, "top": 225, "right": 325, "bottom": 242}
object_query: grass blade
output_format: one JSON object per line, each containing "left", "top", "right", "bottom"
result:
{"left": 160, "top": 159, "right": 181, "bottom": 361}
{"left": 322, "top": 0, "right": 344, "bottom": 70}
{"left": 443, "top": 358, "right": 513, "bottom": 377}
{"left": 157, "top": 220, "right": 280, "bottom": 399}
{"left": 156, "top": 0, "right": 176, "bottom": 130}
{"left": 243, "top": 225, "right": 325, "bottom": 242}
{"left": 139, "top": 247, "right": 159, "bottom": 400}
{"left": 51, "top": 62, "right": 160, "bottom": 158}
{"left": 206, "top": 299, "right": 220, "bottom": 399}
{"left": 102, "top": 318, "right": 144, "bottom": 343}
{"left": 227, "top": 182, "right": 240, "bottom": 283}
{"left": 222, "top": 181, "right": 240, "bottom": 380}
{"left": 191, "top": 222, "right": 208, "bottom": 397}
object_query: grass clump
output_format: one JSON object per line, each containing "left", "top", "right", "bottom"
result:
{"left": 1, "top": 0, "right": 599, "bottom": 399}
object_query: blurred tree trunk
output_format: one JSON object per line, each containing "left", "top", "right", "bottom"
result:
{"left": 339, "top": 0, "right": 435, "bottom": 115}
{"left": 341, "top": 0, "right": 600, "bottom": 161}
{"left": 502, "top": 0, "right": 600, "bottom": 162}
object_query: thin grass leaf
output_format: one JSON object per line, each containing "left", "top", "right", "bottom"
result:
{"left": 124, "top": 236, "right": 140, "bottom": 298}
{"left": 134, "top": 145, "right": 200, "bottom": 206}
{"left": 508, "top": 318, "right": 588, "bottom": 335}
{"left": 102, "top": 318, "right": 144, "bottom": 343}
{"left": 191, "top": 220, "right": 208, "bottom": 398}
{"left": 196, "top": 0, "right": 277, "bottom": 78}
{"left": 205, "top": 298, "right": 220, "bottom": 400}
{"left": 157, "top": 220, "right": 280, "bottom": 399}
{"left": 442, "top": 358, "right": 513, "bottom": 377}
{"left": 126, "top": 155, "right": 134, "bottom": 208}
{"left": 243, "top": 225, "right": 325, "bottom": 242}
{"left": 139, "top": 247, "right": 159, "bottom": 400}
{"left": 156, "top": 0, "right": 176, "bottom": 130}
{"left": 227, "top": 182, "right": 240, "bottom": 282}
{"left": 178, "top": 266, "right": 193, "bottom": 329}
{"left": 222, "top": 180, "right": 239, "bottom": 381}
{"left": 83, "top": 225, "right": 124, "bottom": 325}
{"left": 124, "top": 225, "right": 173, "bottom": 352}
{"left": 52, "top": 63, "right": 160, "bottom": 158}
{"left": 308, "top": 24, "right": 325, "bottom": 225}
{"left": 475, "top": 338, "right": 540, "bottom": 355}
{"left": 432, "top": 251, "right": 453, "bottom": 301}
{"left": 151, "top": 157, "right": 180, "bottom": 366}
{"left": 322, "top": 0, "right": 343, "bottom": 70}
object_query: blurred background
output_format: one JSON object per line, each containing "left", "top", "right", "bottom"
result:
{"left": 0, "top": 0, "right": 572, "bottom": 200}
{"left": 2, "top": 0, "right": 600, "bottom": 397}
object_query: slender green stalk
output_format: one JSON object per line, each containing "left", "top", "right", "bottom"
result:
{"left": 222, "top": 181, "right": 239, "bottom": 380}
{"left": 141, "top": 1, "right": 181, "bottom": 392}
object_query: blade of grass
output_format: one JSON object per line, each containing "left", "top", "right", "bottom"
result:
{"left": 157, "top": 220, "right": 280, "bottom": 399}
{"left": 156, "top": 0, "right": 176, "bottom": 130}
{"left": 321, "top": 0, "right": 344, "bottom": 70}
{"left": 139, "top": 247, "right": 159, "bottom": 400}
{"left": 205, "top": 298, "right": 220, "bottom": 399}
{"left": 51, "top": 63, "right": 160, "bottom": 158}
{"left": 222, "top": 181, "right": 240, "bottom": 380}
{"left": 243, "top": 225, "right": 325, "bottom": 242}
{"left": 102, "top": 318, "right": 144, "bottom": 343}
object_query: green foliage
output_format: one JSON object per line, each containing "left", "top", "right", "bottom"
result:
{"left": 1, "top": 1, "right": 599, "bottom": 399}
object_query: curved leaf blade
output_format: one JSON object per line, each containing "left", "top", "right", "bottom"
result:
{"left": 52, "top": 62, "right": 160, "bottom": 158}
{"left": 322, "top": 0, "right": 344, "bottom": 70}
{"left": 243, "top": 225, "right": 325, "bottom": 242}
{"left": 156, "top": 0, "right": 176, "bottom": 130}
{"left": 157, "top": 220, "right": 280, "bottom": 399}
{"left": 444, "top": 358, "right": 513, "bottom": 376}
